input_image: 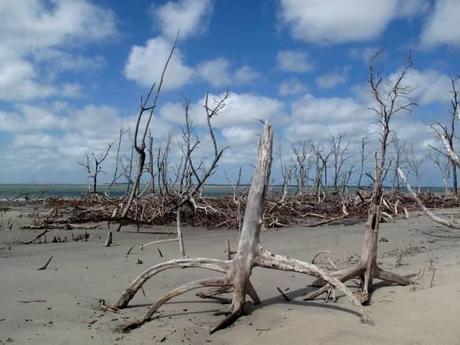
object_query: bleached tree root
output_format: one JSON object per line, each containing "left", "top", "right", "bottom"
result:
{"left": 399, "top": 168, "right": 460, "bottom": 229}
{"left": 114, "top": 245, "right": 371, "bottom": 333}
{"left": 114, "top": 258, "right": 228, "bottom": 308}
{"left": 303, "top": 264, "right": 411, "bottom": 303}
{"left": 110, "top": 122, "right": 371, "bottom": 334}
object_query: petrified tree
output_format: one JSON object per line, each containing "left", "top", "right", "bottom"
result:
{"left": 304, "top": 54, "right": 415, "bottom": 303}
{"left": 111, "top": 122, "right": 368, "bottom": 333}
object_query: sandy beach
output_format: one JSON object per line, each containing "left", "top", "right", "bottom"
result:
{"left": 1, "top": 205, "right": 460, "bottom": 345}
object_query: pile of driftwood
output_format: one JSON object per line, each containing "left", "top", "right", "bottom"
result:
{"left": 28, "top": 190, "right": 460, "bottom": 230}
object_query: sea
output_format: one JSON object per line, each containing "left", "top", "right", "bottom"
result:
{"left": 0, "top": 184, "right": 449, "bottom": 201}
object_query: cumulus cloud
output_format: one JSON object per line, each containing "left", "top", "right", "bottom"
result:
{"left": 284, "top": 93, "right": 372, "bottom": 141}
{"left": 349, "top": 47, "right": 381, "bottom": 64}
{"left": 124, "top": 36, "right": 194, "bottom": 90}
{"left": 277, "top": 50, "right": 313, "bottom": 73}
{"left": 278, "top": 79, "right": 307, "bottom": 96}
{"left": 0, "top": 0, "right": 117, "bottom": 101}
{"left": 160, "top": 92, "right": 285, "bottom": 129}
{"left": 152, "top": 0, "right": 213, "bottom": 40}
{"left": 391, "top": 68, "right": 453, "bottom": 105}
{"left": 196, "top": 58, "right": 259, "bottom": 86}
{"left": 420, "top": 0, "right": 460, "bottom": 48}
{"left": 315, "top": 70, "right": 348, "bottom": 89}
{"left": 279, "top": 0, "right": 426, "bottom": 44}
{"left": 0, "top": 0, "right": 117, "bottom": 53}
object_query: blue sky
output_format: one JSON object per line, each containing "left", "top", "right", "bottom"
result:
{"left": 0, "top": 0, "right": 459, "bottom": 186}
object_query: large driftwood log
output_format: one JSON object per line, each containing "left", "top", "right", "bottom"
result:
{"left": 398, "top": 168, "right": 460, "bottom": 229}
{"left": 110, "top": 122, "right": 369, "bottom": 333}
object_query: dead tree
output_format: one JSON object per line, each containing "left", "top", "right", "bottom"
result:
{"left": 399, "top": 168, "right": 460, "bottom": 229}
{"left": 278, "top": 144, "right": 294, "bottom": 202}
{"left": 429, "top": 77, "right": 459, "bottom": 195}
{"left": 118, "top": 34, "right": 178, "bottom": 219}
{"left": 147, "top": 133, "right": 156, "bottom": 194}
{"left": 406, "top": 144, "right": 423, "bottom": 193}
{"left": 310, "top": 143, "right": 331, "bottom": 197}
{"left": 142, "top": 94, "right": 229, "bottom": 256}
{"left": 106, "top": 128, "right": 126, "bottom": 196}
{"left": 391, "top": 133, "right": 406, "bottom": 191}
{"left": 291, "top": 141, "right": 310, "bottom": 195}
{"left": 339, "top": 165, "right": 354, "bottom": 195}
{"left": 357, "top": 136, "right": 370, "bottom": 189}
{"left": 78, "top": 143, "right": 113, "bottom": 194}
{"left": 329, "top": 134, "right": 350, "bottom": 191}
{"left": 304, "top": 53, "right": 415, "bottom": 304}
{"left": 429, "top": 151, "right": 451, "bottom": 194}
{"left": 111, "top": 122, "right": 369, "bottom": 333}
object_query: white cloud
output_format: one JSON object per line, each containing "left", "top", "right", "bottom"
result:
{"left": 278, "top": 79, "right": 307, "bottom": 96}
{"left": 221, "top": 126, "right": 259, "bottom": 146}
{"left": 0, "top": 106, "right": 67, "bottom": 133}
{"left": 279, "top": 0, "right": 426, "bottom": 44}
{"left": 284, "top": 93, "right": 372, "bottom": 141}
{"left": 392, "top": 68, "right": 452, "bottom": 105}
{"left": 34, "top": 50, "right": 105, "bottom": 72}
{"left": 0, "top": 51, "right": 57, "bottom": 101}
{"left": 352, "top": 67, "right": 454, "bottom": 106}
{"left": 61, "top": 83, "right": 82, "bottom": 98}
{"left": 197, "top": 57, "right": 232, "bottom": 86}
{"left": 420, "top": 0, "right": 460, "bottom": 48}
{"left": 315, "top": 70, "right": 348, "bottom": 89}
{"left": 196, "top": 58, "right": 259, "bottom": 86}
{"left": 124, "top": 36, "right": 194, "bottom": 90}
{"left": 234, "top": 65, "right": 260, "bottom": 84}
{"left": 0, "top": 0, "right": 117, "bottom": 101}
{"left": 0, "top": 0, "right": 117, "bottom": 54}
{"left": 349, "top": 47, "right": 381, "bottom": 64}
{"left": 152, "top": 0, "right": 213, "bottom": 40}
{"left": 277, "top": 50, "right": 313, "bottom": 72}
{"left": 160, "top": 92, "right": 285, "bottom": 129}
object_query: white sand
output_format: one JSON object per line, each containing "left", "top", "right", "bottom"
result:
{"left": 1, "top": 206, "right": 460, "bottom": 344}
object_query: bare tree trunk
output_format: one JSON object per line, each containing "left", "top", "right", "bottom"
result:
{"left": 104, "top": 230, "right": 112, "bottom": 247}
{"left": 305, "top": 51, "right": 414, "bottom": 303}
{"left": 121, "top": 151, "right": 146, "bottom": 218}
{"left": 111, "top": 122, "right": 368, "bottom": 333}
{"left": 176, "top": 207, "right": 185, "bottom": 256}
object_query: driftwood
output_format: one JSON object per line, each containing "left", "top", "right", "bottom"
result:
{"left": 104, "top": 230, "right": 113, "bottom": 247}
{"left": 21, "top": 229, "right": 50, "bottom": 244}
{"left": 109, "top": 122, "right": 370, "bottom": 333}
{"left": 37, "top": 256, "right": 53, "bottom": 270}
{"left": 398, "top": 168, "right": 460, "bottom": 229}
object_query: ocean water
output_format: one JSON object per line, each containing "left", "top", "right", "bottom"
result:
{"left": 0, "top": 184, "right": 447, "bottom": 200}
